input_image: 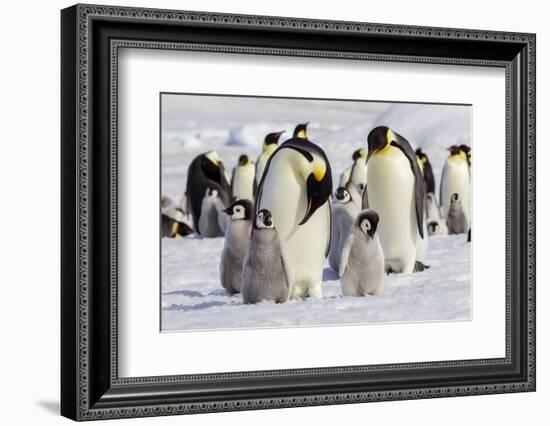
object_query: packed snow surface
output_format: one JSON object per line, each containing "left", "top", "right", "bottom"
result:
{"left": 161, "top": 94, "right": 472, "bottom": 332}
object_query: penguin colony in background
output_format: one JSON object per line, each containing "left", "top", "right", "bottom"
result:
{"left": 163, "top": 121, "right": 472, "bottom": 303}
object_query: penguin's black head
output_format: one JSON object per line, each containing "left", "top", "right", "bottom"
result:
{"left": 280, "top": 138, "right": 333, "bottom": 226}
{"left": 459, "top": 144, "right": 471, "bottom": 155}
{"left": 334, "top": 186, "right": 352, "bottom": 204}
{"left": 201, "top": 151, "right": 225, "bottom": 184}
{"left": 416, "top": 148, "right": 429, "bottom": 164}
{"left": 293, "top": 122, "right": 309, "bottom": 139}
{"left": 448, "top": 145, "right": 461, "bottom": 156}
{"left": 366, "top": 126, "right": 391, "bottom": 161}
{"left": 238, "top": 154, "right": 249, "bottom": 166}
{"left": 255, "top": 209, "right": 274, "bottom": 229}
{"left": 224, "top": 199, "right": 253, "bottom": 221}
{"left": 451, "top": 193, "right": 460, "bottom": 203}
{"left": 264, "top": 131, "right": 285, "bottom": 146}
{"left": 357, "top": 209, "right": 379, "bottom": 238}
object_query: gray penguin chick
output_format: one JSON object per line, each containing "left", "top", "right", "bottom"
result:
{"left": 198, "top": 188, "right": 224, "bottom": 237}
{"left": 340, "top": 209, "right": 384, "bottom": 296}
{"left": 329, "top": 187, "right": 360, "bottom": 272}
{"left": 241, "top": 209, "right": 291, "bottom": 304}
{"left": 446, "top": 193, "right": 468, "bottom": 234}
{"left": 219, "top": 199, "right": 253, "bottom": 294}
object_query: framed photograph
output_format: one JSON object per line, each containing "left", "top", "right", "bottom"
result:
{"left": 61, "top": 4, "right": 536, "bottom": 421}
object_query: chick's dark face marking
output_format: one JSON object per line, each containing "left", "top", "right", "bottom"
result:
{"left": 357, "top": 209, "right": 380, "bottom": 238}
{"left": 334, "top": 187, "right": 351, "bottom": 203}
{"left": 255, "top": 209, "right": 274, "bottom": 229}
{"left": 225, "top": 199, "right": 253, "bottom": 220}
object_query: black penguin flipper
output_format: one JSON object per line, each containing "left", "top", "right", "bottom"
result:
{"left": 390, "top": 136, "right": 425, "bottom": 239}
{"left": 424, "top": 161, "right": 435, "bottom": 195}
{"left": 325, "top": 199, "right": 332, "bottom": 258}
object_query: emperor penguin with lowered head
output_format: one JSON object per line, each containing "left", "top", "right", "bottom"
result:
{"left": 363, "top": 126, "right": 427, "bottom": 274}
{"left": 255, "top": 137, "right": 333, "bottom": 298}
{"left": 440, "top": 145, "right": 471, "bottom": 227}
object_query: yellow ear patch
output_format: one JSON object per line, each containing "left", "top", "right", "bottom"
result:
{"left": 171, "top": 222, "right": 180, "bottom": 237}
{"left": 386, "top": 129, "right": 397, "bottom": 145}
{"left": 297, "top": 129, "right": 307, "bottom": 139}
{"left": 206, "top": 151, "right": 221, "bottom": 166}
{"left": 358, "top": 148, "right": 368, "bottom": 158}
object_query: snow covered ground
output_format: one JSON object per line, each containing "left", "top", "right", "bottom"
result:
{"left": 161, "top": 94, "right": 472, "bottom": 332}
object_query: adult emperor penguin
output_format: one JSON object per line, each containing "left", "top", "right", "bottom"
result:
{"left": 415, "top": 148, "right": 436, "bottom": 195}
{"left": 339, "top": 209, "right": 384, "bottom": 296}
{"left": 255, "top": 131, "right": 285, "bottom": 190}
{"left": 440, "top": 145, "right": 471, "bottom": 227}
{"left": 293, "top": 122, "right": 309, "bottom": 140}
{"left": 349, "top": 147, "right": 368, "bottom": 189}
{"left": 186, "top": 151, "right": 232, "bottom": 234}
{"left": 231, "top": 154, "right": 255, "bottom": 201}
{"left": 363, "top": 126, "right": 427, "bottom": 274}
{"left": 219, "top": 199, "right": 253, "bottom": 295}
{"left": 255, "top": 137, "right": 333, "bottom": 298}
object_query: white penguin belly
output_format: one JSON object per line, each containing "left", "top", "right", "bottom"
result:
{"left": 256, "top": 154, "right": 269, "bottom": 185}
{"left": 441, "top": 160, "right": 471, "bottom": 226}
{"left": 233, "top": 167, "right": 255, "bottom": 201}
{"left": 367, "top": 151, "right": 418, "bottom": 273}
{"left": 350, "top": 161, "right": 368, "bottom": 187}
{"left": 259, "top": 152, "right": 328, "bottom": 298}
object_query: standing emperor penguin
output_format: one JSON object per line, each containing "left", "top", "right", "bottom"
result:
{"left": 446, "top": 193, "right": 469, "bottom": 234}
{"left": 241, "top": 210, "right": 291, "bottom": 304}
{"left": 329, "top": 187, "right": 360, "bottom": 272}
{"left": 255, "top": 137, "right": 333, "bottom": 298}
{"left": 231, "top": 154, "right": 255, "bottom": 201}
{"left": 348, "top": 147, "right": 368, "bottom": 190}
{"left": 339, "top": 209, "right": 385, "bottom": 296}
{"left": 363, "top": 126, "right": 427, "bottom": 273}
{"left": 198, "top": 188, "right": 225, "bottom": 237}
{"left": 255, "top": 131, "right": 285, "bottom": 191}
{"left": 219, "top": 199, "right": 253, "bottom": 295}
{"left": 440, "top": 145, "right": 471, "bottom": 227}
{"left": 415, "top": 148, "right": 436, "bottom": 195}
{"left": 186, "top": 151, "right": 232, "bottom": 234}
{"left": 293, "top": 122, "right": 309, "bottom": 140}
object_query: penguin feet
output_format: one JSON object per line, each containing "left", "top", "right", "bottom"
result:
{"left": 413, "top": 261, "right": 430, "bottom": 273}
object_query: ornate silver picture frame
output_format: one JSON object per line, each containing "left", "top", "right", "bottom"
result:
{"left": 61, "top": 4, "right": 535, "bottom": 421}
